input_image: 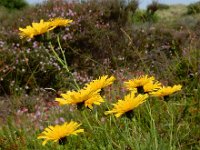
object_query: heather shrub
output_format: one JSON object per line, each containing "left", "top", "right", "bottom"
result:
{"left": 0, "top": 0, "right": 128, "bottom": 94}
{"left": 0, "top": 0, "right": 200, "bottom": 96}
{"left": 99, "top": 0, "right": 138, "bottom": 24}
{"left": 127, "top": 27, "right": 183, "bottom": 56}
{"left": 147, "top": 1, "right": 159, "bottom": 15}
{"left": 147, "top": 1, "right": 169, "bottom": 14}
{"left": 31, "top": 0, "right": 139, "bottom": 68}
{"left": 119, "top": 24, "right": 199, "bottom": 88}
{"left": 187, "top": 1, "right": 200, "bottom": 14}
{"left": 0, "top": 44, "right": 70, "bottom": 95}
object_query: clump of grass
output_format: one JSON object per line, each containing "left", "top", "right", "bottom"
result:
{"left": 131, "top": 10, "right": 158, "bottom": 23}
{"left": 0, "top": 79, "right": 192, "bottom": 149}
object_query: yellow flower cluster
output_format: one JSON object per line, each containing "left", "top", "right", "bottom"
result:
{"left": 55, "top": 75, "right": 115, "bottom": 109}
{"left": 38, "top": 75, "right": 115, "bottom": 145}
{"left": 105, "top": 75, "right": 182, "bottom": 118}
{"left": 124, "top": 75, "right": 182, "bottom": 97}
{"left": 37, "top": 74, "right": 182, "bottom": 145}
{"left": 19, "top": 18, "right": 73, "bottom": 39}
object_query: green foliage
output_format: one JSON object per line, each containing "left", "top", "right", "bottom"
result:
{"left": 170, "top": 49, "right": 200, "bottom": 90}
{"left": 1, "top": 93, "right": 200, "bottom": 149}
{"left": 144, "top": 1, "right": 169, "bottom": 23}
{"left": 132, "top": 10, "right": 158, "bottom": 23}
{"left": 130, "top": 1, "right": 172, "bottom": 23}
{"left": 187, "top": 1, "right": 200, "bottom": 14}
{"left": 0, "top": 0, "right": 199, "bottom": 95}
{"left": 0, "top": 0, "right": 28, "bottom": 10}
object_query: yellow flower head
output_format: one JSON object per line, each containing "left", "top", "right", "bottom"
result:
{"left": 143, "top": 81, "right": 162, "bottom": 93}
{"left": 19, "top": 25, "right": 36, "bottom": 39}
{"left": 49, "top": 18, "right": 73, "bottom": 28}
{"left": 85, "top": 75, "right": 115, "bottom": 93}
{"left": 37, "top": 121, "right": 84, "bottom": 145}
{"left": 55, "top": 90, "right": 77, "bottom": 105}
{"left": 55, "top": 75, "right": 114, "bottom": 109}
{"left": 19, "top": 19, "right": 53, "bottom": 39}
{"left": 150, "top": 84, "right": 182, "bottom": 98}
{"left": 55, "top": 88, "right": 104, "bottom": 109}
{"left": 124, "top": 75, "right": 155, "bottom": 93}
{"left": 105, "top": 91, "right": 148, "bottom": 118}
{"left": 84, "top": 94, "right": 104, "bottom": 109}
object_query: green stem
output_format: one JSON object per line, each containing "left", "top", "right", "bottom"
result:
{"left": 146, "top": 101, "right": 158, "bottom": 150}
{"left": 165, "top": 103, "right": 174, "bottom": 150}
{"left": 49, "top": 43, "right": 66, "bottom": 68}
{"left": 82, "top": 110, "right": 93, "bottom": 130}
{"left": 49, "top": 39, "right": 80, "bottom": 90}
{"left": 57, "top": 36, "right": 67, "bottom": 68}
{"left": 111, "top": 116, "right": 134, "bottom": 149}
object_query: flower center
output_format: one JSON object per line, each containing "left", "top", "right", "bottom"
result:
{"left": 137, "top": 86, "right": 144, "bottom": 94}
{"left": 77, "top": 101, "right": 85, "bottom": 110}
{"left": 54, "top": 27, "right": 63, "bottom": 33}
{"left": 100, "top": 89, "right": 105, "bottom": 96}
{"left": 164, "top": 95, "right": 170, "bottom": 102}
{"left": 59, "top": 137, "right": 67, "bottom": 145}
{"left": 125, "top": 110, "right": 134, "bottom": 119}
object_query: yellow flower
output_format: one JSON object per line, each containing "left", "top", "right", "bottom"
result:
{"left": 124, "top": 75, "right": 155, "bottom": 93}
{"left": 55, "top": 91, "right": 77, "bottom": 105}
{"left": 150, "top": 84, "right": 182, "bottom": 98}
{"left": 19, "top": 25, "right": 36, "bottom": 39}
{"left": 55, "top": 88, "right": 104, "bottom": 109}
{"left": 105, "top": 91, "right": 148, "bottom": 118}
{"left": 37, "top": 121, "right": 84, "bottom": 145}
{"left": 19, "top": 19, "right": 54, "bottom": 39}
{"left": 55, "top": 75, "right": 114, "bottom": 109}
{"left": 49, "top": 18, "right": 73, "bottom": 28}
{"left": 85, "top": 75, "right": 115, "bottom": 93}
{"left": 143, "top": 81, "right": 162, "bottom": 93}
{"left": 84, "top": 94, "right": 104, "bottom": 109}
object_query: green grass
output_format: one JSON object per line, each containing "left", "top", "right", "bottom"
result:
{"left": 156, "top": 4, "right": 200, "bottom": 27}
{"left": 0, "top": 85, "right": 199, "bottom": 149}
{"left": 156, "top": 5, "right": 187, "bottom": 21}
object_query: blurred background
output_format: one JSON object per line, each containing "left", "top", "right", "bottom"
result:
{"left": 27, "top": 0, "right": 200, "bottom": 9}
